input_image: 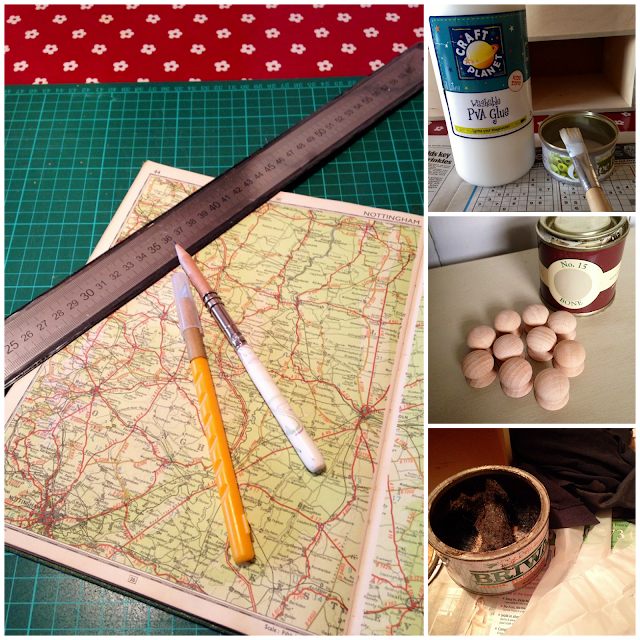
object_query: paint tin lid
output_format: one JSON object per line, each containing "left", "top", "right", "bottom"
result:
{"left": 537, "top": 216, "right": 629, "bottom": 249}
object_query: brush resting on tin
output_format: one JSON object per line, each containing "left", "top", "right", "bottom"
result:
{"left": 559, "top": 127, "right": 613, "bottom": 212}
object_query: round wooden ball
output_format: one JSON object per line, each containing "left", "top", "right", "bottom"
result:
{"left": 466, "top": 325, "right": 497, "bottom": 351}
{"left": 534, "top": 368, "right": 570, "bottom": 410}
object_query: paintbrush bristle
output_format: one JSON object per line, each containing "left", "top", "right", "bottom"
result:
{"left": 559, "top": 127, "right": 587, "bottom": 157}
{"left": 559, "top": 127, "right": 585, "bottom": 144}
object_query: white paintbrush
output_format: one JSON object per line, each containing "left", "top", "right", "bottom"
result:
{"left": 559, "top": 127, "right": 612, "bottom": 212}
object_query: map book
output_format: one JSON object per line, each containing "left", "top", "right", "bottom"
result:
{"left": 5, "top": 161, "right": 424, "bottom": 635}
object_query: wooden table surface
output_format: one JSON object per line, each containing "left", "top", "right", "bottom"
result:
{"left": 428, "top": 227, "right": 635, "bottom": 424}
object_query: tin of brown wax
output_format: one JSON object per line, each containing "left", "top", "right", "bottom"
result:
{"left": 537, "top": 216, "right": 630, "bottom": 315}
{"left": 428, "top": 466, "right": 550, "bottom": 595}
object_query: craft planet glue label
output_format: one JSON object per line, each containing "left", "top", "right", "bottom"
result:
{"left": 428, "top": 7, "right": 535, "bottom": 187}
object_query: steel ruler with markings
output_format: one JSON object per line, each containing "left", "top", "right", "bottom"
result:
{"left": 5, "top": 43, "right": 423, "bottom": 388}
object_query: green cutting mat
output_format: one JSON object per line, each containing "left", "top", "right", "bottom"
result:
{"left": 4, "top": 79, "right": 423, "bottom": 635}
{"left": 5, "top": 78, "right": 423, "bottom": 317}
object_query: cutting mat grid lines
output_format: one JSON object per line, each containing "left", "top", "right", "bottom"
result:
{"left": 5, "top": 80, "right": 424, "bottom": 317}
{"left": 5, "top": 553, "right": 224, "bottom": 635}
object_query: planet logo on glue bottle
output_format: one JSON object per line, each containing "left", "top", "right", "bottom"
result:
{"left": 463, "top": 41, "right": 500, "bottom": 69}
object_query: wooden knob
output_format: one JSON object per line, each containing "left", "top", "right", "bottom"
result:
{"left": 522, "top": 304, "right": 549, "bottom": 332}
{"left": 547, "top": 311, "right": 577, "bottom": 341}
{"left": 493, "top": 334, "right": 524, "bottom": 361}
{"left": 526, "top": 326, "right": 557, "bottom": 361}
{"left": 494, "top": 309, "right": 522, "bottom": 336}
{"left": 499, "top": 357, "right": 533, "bottom": 398}
{"left": 466, "top": 325, "right": 497, "bottom": 351}
{"left": 534, "top": 368, "right": 570, "bottom": 410}
{"left": 462, "top": 350, "right": 495, "bottom": 387}
{"left": 553, "top": 340, "right": 586, "bottom": 377}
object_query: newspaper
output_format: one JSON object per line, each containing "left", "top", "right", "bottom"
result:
{"left": 428, "top": 141, "right": 636, "bottom": 213}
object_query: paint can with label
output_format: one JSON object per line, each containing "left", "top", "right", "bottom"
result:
{"left": 428, "top": 465, "right": 550, "bottom": 595}
{"left": 537, "top": 216, "right": 630, "bottom": 315}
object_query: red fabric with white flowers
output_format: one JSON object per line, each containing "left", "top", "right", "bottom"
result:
{"left": 5, "top": 4, "right": 424, "bottom": 84}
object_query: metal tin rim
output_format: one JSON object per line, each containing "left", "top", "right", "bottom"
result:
{"left": 537, "top": 216, "right": 630, "bottom": 251}
{"left": 428, "top": 465, "right": 550, "bottom": 562}
{"left": 538, "top": 111, "right": 619, "bottom": 155}
{"left": 538, "top": 216, "right": 628, "bottom": 240}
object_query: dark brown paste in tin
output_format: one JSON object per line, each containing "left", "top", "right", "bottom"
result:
{"left": 445, "top": 478, "right": 540, "bottom": 552}
{"left": 450, "top": 479, "right": 514, "bottom": 551}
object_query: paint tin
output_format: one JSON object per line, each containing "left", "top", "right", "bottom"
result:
{"left": 537, "top": 216, "right": 630, "bottom": 315}
{"left": 538, "top": 111, "right": 619, "bottom": 184}
{"left": 428, "top": 466, "right": 550, "bottom": 595}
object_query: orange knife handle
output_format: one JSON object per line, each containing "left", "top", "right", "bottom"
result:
{"left": 191, "top": 356, "right": 254, "bottom": 562}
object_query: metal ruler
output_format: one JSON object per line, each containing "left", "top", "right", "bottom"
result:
{"left": 5, "top": 43, "right": 423, "bottom": 388}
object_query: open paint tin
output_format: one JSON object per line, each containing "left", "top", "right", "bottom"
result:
{"left": 538, "top": 111, "right": 619, "bottom": 184}
{"left": 428, "top": 466, "right": 550, "bottom": 595}
{"left": 537, "top": 216, "right": 630, "bottom": 314}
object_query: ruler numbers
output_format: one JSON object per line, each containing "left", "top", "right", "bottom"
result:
{"left": 5, "top": 44, "right": 423, "bottom": 387}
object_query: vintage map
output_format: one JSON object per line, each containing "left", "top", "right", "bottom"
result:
{"left": 5, "top": 162, "right": 423, "bottom": 635}
{"left": 361, "top": 299, "right": 424, "bottom": 635}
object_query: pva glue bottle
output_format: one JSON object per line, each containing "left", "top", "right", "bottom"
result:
{"left": 428, "top": 5, "right": 535, "bottom": 187}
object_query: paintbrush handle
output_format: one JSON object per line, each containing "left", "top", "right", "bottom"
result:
{"left": 585, "top": 187, "right": 613, "bottom": 212}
